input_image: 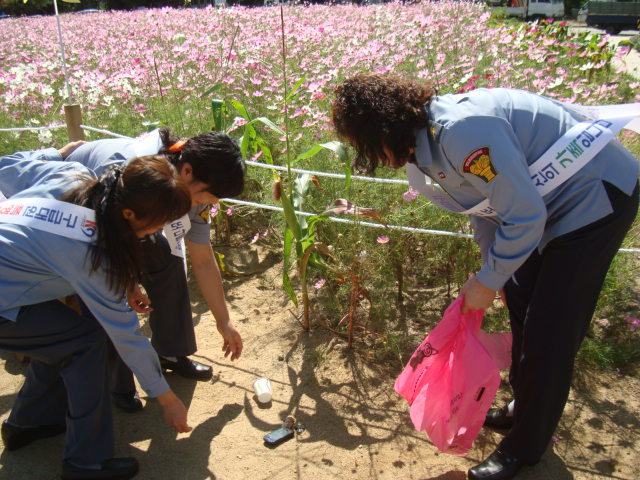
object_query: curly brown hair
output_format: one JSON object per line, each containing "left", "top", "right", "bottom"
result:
{"left": 332, "top": 73, "right": 435, "bottom": 173}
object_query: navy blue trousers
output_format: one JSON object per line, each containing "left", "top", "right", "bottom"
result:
{"left": 500, "top": 181, "right": 639, "bottom": 463}
{"left": 111, "top": 233, "right": 196, "bottom": 394}
{"left": 0, "top": 300, "right": 113, "bottom": 465}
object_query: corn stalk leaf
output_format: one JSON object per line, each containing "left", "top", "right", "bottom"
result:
{"left": 282, "top": 227, "right": 297, "bottom": 306}
{"left": 279, "top": 187, "right": 302, "bottom": 241}
{"left": 245, "top": 117, "right": 286, "bottom": 136}
{"left": 285, "top": 77, "right": 306, "bottom": 103}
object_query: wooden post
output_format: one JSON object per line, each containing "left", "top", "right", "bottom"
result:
{"left": 64, "top": 104, "right": 85, "bottom": 142}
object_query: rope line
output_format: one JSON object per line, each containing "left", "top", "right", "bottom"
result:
{"left": 79, "top": 125, "right": 133, "bottom": 139}
{"left": 245, "top": 160, "right": 409, "bottom": 185}
{"left": 0, "top": 125, "right": 66, "bottom": 132}
{"left": 1, "top": 122, "right": 638, "bottom": 253}
{"left": 222, "top": 198, "right": 475, "bottom": 239}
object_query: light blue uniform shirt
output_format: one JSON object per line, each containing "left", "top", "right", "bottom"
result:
{"left": 0, "top": 150, "right": 169, "bottom": 397}
{"left": 67, "top": 135, "right": 212, "bottom": 244}
{"left": 413, "top": 88, "right": 639, "bottom": 290}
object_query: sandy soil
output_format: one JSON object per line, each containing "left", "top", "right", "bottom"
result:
{"left": 1, "top": 243, "right": 639, "bottom": 480}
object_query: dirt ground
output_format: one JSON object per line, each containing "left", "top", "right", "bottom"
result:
{"left": 1, "top": 243, "right": 639, "bottom": 480}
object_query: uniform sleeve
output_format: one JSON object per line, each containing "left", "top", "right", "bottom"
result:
{"left": 65, "top": 141, "right": 128, "bottom": 177}
{"left": 469, "top": 215, "right": 498, "bottom": 263}
{"left": 185, "top": 204, "right": 212, "bottom": 244}
{"left": 54, "top": 248, "right": 170, "bottom": 398}
{"left": 0, "top": 149, "right": 66, "bottom": 197}
{"left": 440, "top": 116, "right": 547, "bottom": 290}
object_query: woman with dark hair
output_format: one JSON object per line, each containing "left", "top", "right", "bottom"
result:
{"left": 0, "top": 144, "right": 193, "bottom": 480}
{"left": 66, "top": 128, "right": 245, "bottom": 412}
{"left": 332, "top": 73, "right": 639, "bottom": 480}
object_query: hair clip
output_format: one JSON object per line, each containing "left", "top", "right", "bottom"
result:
{"left": 168, "top": 140, "right": 187, "bottom": 153}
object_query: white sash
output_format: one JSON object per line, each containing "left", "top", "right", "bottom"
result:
{"left": 407, "top": 103, "right": 640, "bottom": 217}
{"left": 133, "top": 129, "right": 163, "bottom": 158}
{"left": 0, "top": 197, "right": 97, "bottom": 242}
{"left": 162, "top": 213, "right": 191, "bottom": 259}
{"left": 133, "top": 128, "right": 191, "bottom": 260}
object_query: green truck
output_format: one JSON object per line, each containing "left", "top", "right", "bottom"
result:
{"left": 582, "top": 0, "right": 640, "bottom": 34}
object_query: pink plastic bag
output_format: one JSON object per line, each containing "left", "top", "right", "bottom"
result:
{"left": 394, "top": 297, "right": 512, "bottom": 456}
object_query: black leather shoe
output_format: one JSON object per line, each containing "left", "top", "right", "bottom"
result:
{"left": 468, "top": 449, "right": 526, "bottom": 480}
{"left": 483, "top": 406, "right": 514, "bottom": 430}
{"left": 1, "top": 420, "right": 65, "bottom": 451}
{"left": 112, "top": 392, "right": 143, "bottom": 413}
{"left": 61, "top": 457, "right": 139, "bottom": 480}
{"left": 160, "top": 356, "right": 212, "bottom": 380}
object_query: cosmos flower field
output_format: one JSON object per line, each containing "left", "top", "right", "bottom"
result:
{"left": 0, "top": 1, "right": 638, "bottom": 149}
{"left": 1, "top": 1, "right": 638, "bottom": 358}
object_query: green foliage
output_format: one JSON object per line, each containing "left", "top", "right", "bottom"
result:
{"left": 577, "top": 255, "right": 640, "bottom": 370}
{"left": 0, "top": 0, "right": 51, "bottom": 16}
{"left": 622, "top": 34, "right": 640, "bottom": 54}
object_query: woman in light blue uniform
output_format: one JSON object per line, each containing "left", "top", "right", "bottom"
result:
{"left": 66, "top": 129, "right": 245, "bottom": 412}
{"left": 332, "top": 74, "right": 639, "bottom": 480}
{"left": 0, "top": 144, "right": 193, "bottom": 480}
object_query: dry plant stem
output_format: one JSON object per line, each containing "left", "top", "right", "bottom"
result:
{"left": 395, "top": 260, "right": 404, "bottom": 304}
{"left": 347, "top": 272, "right": 360, "bottom": 348}
{"left": 223, "top": 25, "right": 240, "bottom": 79}
{"left": 152, "top": 56, "right": 169, "bottom": 124}
{"left": 279, "top": 5, "right": 292, "bottom": 181}
{"left": 299, "top": 246, "right": 317, "bottom": 331}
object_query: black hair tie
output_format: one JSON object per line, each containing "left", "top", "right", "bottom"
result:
{"left": 99, "top": 165, "right": 123, "bottom": 214}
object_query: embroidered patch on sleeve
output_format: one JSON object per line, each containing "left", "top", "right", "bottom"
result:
{"left": 462, "top": 147, "right": 497, "bottom": 183}
{"left": 198, "top": 205, "right": 211, "bottom": 223}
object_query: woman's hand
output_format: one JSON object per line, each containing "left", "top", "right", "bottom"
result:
{"left": 126, "top": 284, "right": 153, "bottom": 313}
{"left": 57, "top": 140, "right": 86, "bottom": 159}
{"left": 459, "top": 275, "right": 497, "bottom": 313}
{"left": 156, "top": 390, "right": 192, "bottom": 433}
{"left": 217, "top": 321, "right": 243, "bottom": 361}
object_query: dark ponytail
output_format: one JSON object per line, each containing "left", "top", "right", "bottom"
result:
{"left": 62, "top": 155, "right": 191, "bottom": 293}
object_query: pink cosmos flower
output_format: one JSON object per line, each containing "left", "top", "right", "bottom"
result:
{"left": 210, "top": 203, "right": 219, "bottom": 218}
{"left": 402, "top": 187, "right": 419, "bottom": 202}
{"left": 250, "top": 232, "right": 260, "bottom": 244}
{"left": 314, "top": 279, "right": 326, "bottom": 289}
{"left": 377, "top": 236, "right": 390, "bottom": 244}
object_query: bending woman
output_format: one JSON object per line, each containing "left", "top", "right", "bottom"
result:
{"left": 332, "top": 73, "right": 639, "bottom": 480}
{"left": 0, "top": 143, "right": 193, "bottom": 480}
{"left": 66, "top": 128, "right": 245, "bottom": 412}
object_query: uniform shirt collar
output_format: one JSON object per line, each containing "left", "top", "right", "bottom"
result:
{"left": 413, "top": 127, "right": 433, "bottom": 168}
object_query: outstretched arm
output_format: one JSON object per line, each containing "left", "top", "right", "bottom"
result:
{"left": 185, "top": 239, "right": 243, "bottom": 361}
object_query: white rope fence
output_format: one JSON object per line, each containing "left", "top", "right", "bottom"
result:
{"left": 2, "top": 123, "right": 639, "bottom": 253}
{"left": 224, "top": 198, "right": 474, "bottom": 239}
{"left": 0, "top": 125, "right": 66, "bottom": 132}
{"left": 245, "top": 159, "right": 409, "bottom": 185}
{"left": 79, "top": 125, "right": 134, "bottom": 139}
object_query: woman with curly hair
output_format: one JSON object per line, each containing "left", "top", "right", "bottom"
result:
{"left": 332, "top": 73, "right": 639, "bottom": 480}
{"left": 0, "top": 144, "right": 193, "bottom": 479}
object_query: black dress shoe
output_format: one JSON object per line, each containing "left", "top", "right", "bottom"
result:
{"left": 468, "top": 449, "right": 526, "bottom": 480}
{"left": 61, "top": 457, "right": 139, "bottom": 480}
{"left": 483, "top": 406, "right": 514, "bottom": 430}
{"left": 112, "top": 392, "right": 143, "bottom": 413}
{"left": 160, "top": 356, "right": 213, "bottom": 380}
{"left": 1, "top": 420, "right": 66, "bottom": 451}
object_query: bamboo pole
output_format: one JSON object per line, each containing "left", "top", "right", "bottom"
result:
{"left": 64, "top": 104, "right": 85, "bottom": 142}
